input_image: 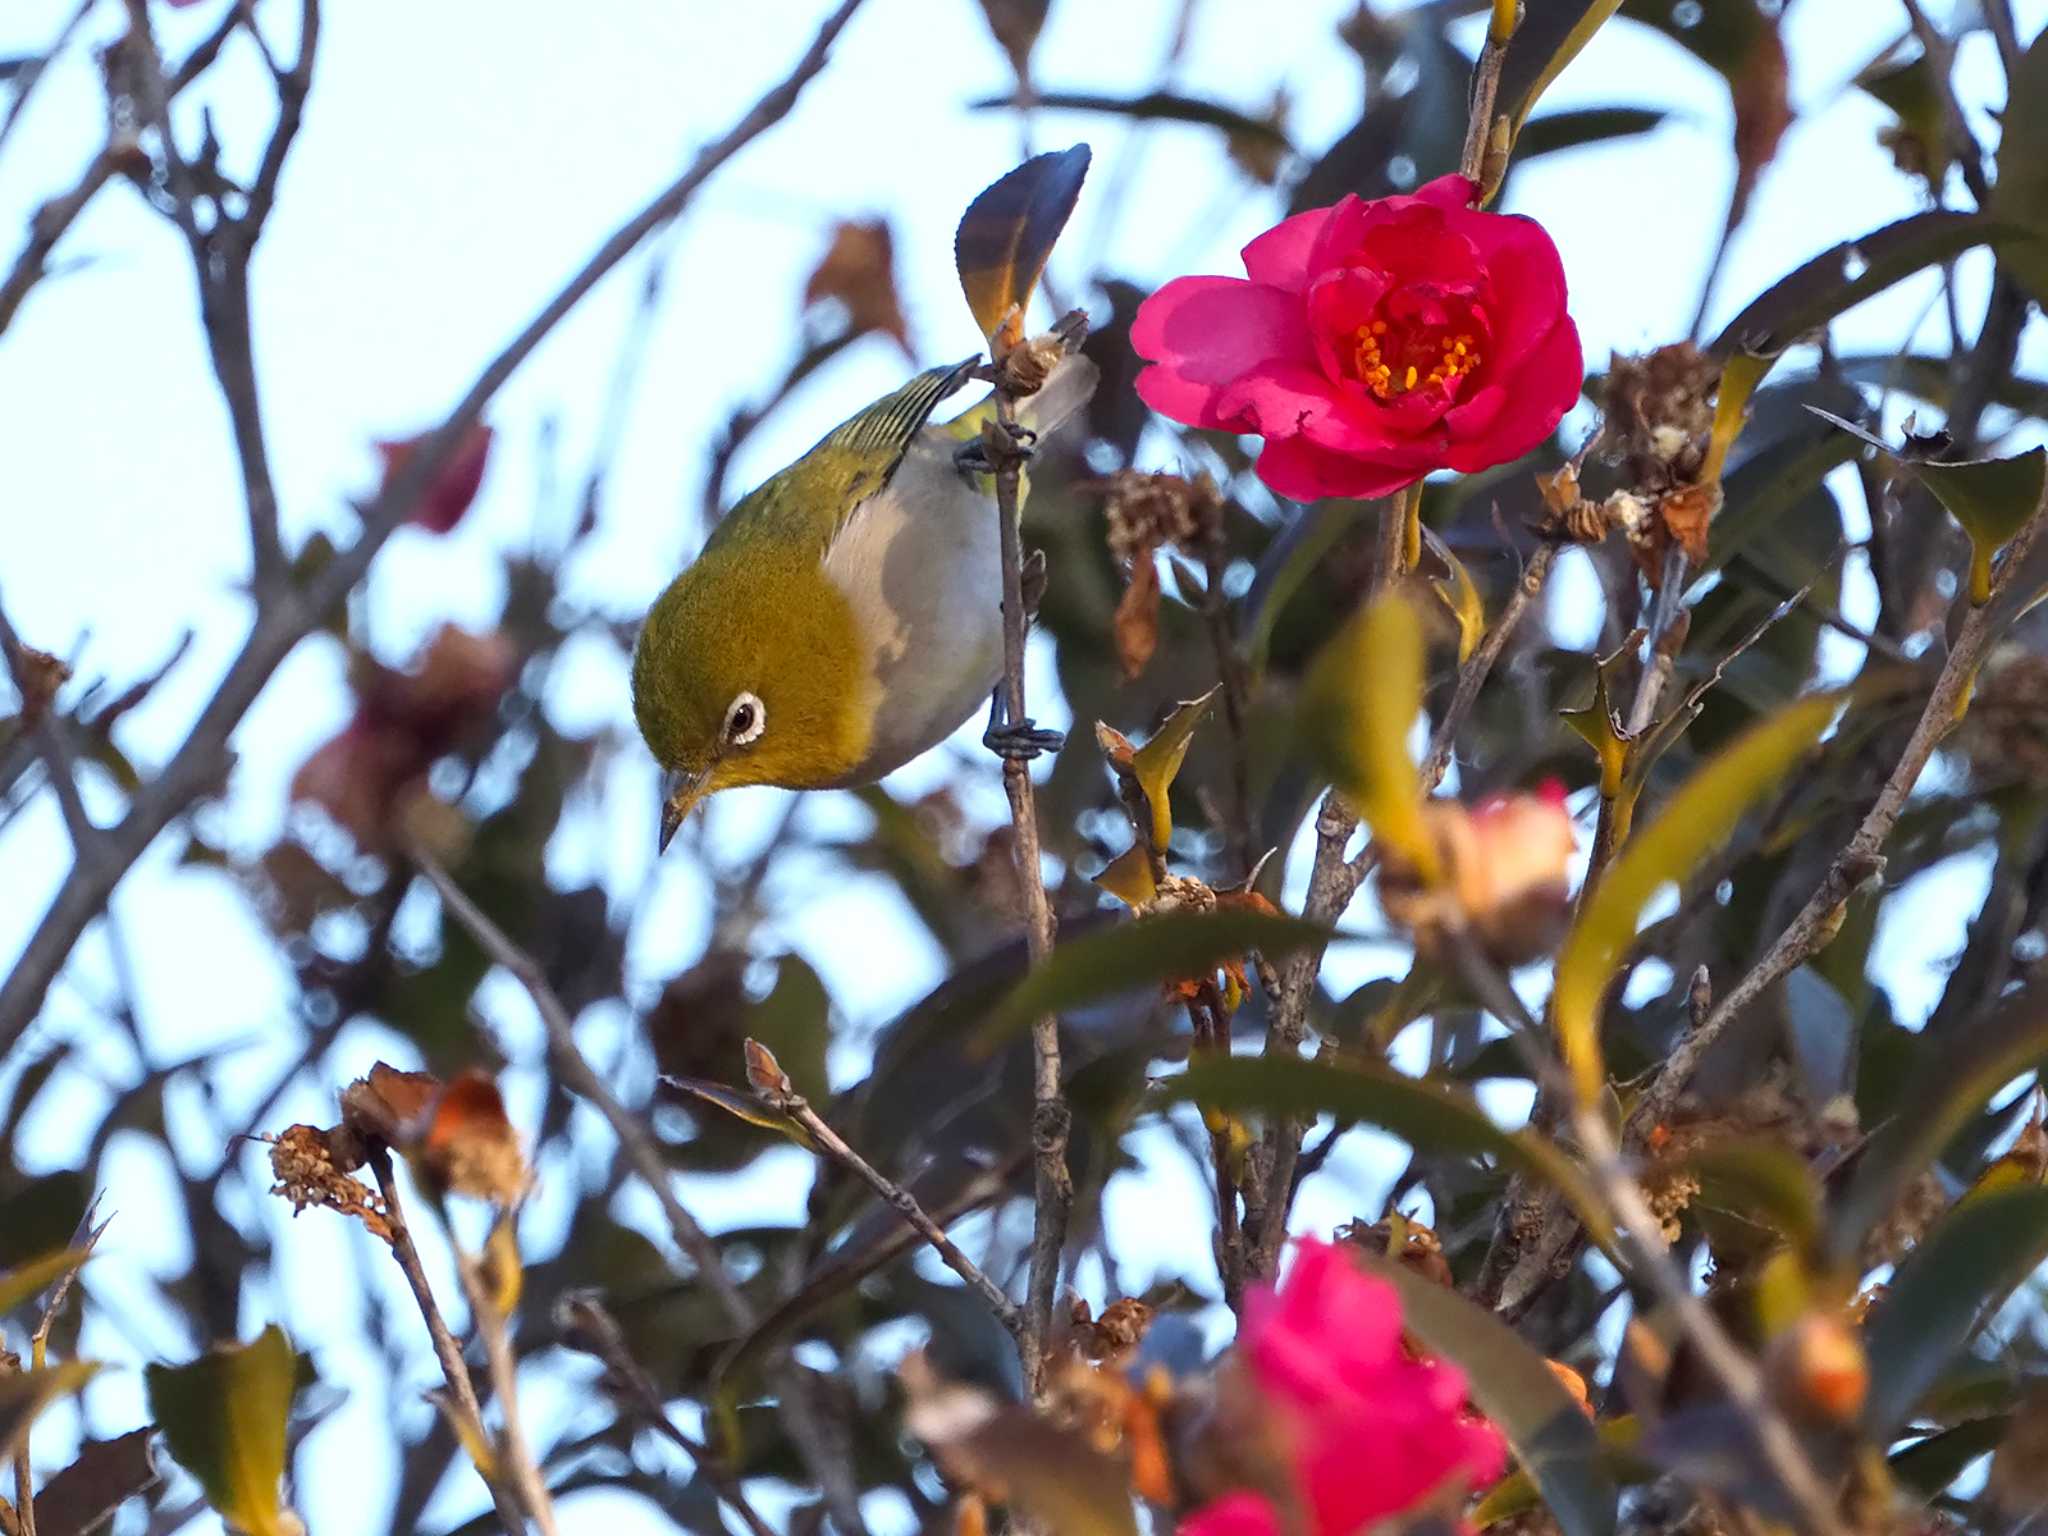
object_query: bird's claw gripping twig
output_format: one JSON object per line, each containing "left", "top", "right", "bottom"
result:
{"left": 952, "top": 419, "right": 1037, "bottom": 477}
{"left": 984, "top": 688, "right": 1063, "bottom": 761}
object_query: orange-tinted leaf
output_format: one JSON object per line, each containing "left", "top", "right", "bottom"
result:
{"left": 804, "top": 219, "right": 911, "bottom": 354}
{"left": 955, "top": 145, "right": 1090, "bottom": 350}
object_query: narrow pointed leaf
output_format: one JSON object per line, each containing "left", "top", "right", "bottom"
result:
{"left": 1889, "top": 1415, "right": 2010, "bottom": 1497}
{"left": 1476, "top": 1417, "right": 1648, "bottom": 1527}
{"left": 1670, "top": 1140, "right": 1823, "bottom": 1257}
{"left": 1299, "top": 592, "right": 1437, "bottom": 881}
{"left": 1493, "top": 0, "right": 1626, "bottom": 134}
{"left": 955, "top": 144, "right": 1090, "bottom": 347}
{"left": 0, "top": 1246, "right": 90, "bottom": 1316}
{"left": 145, "top": 1325, "right": 301, "bottom": 1536}
{"left": 1162, "top": 1053, "right": 1611, "bottom": 1245}
{"left": 967, "top": 91, "right": 1292, "bottom": 156}
{"left": 662, "top": 1076, "right": 814, "bottom": 1148}
{"left": 1710, "top": 210, "right": 2017, "bottom": 359}
{"left": 1092, "top": 843, "right": 1159, "bottom": 908}
{"left": 1423, "top": 526, "right": 1485, "bottom": 664}
{"left": 1129, "top": 688, "right": 1218, "bottom": 850}
{"left": 1514, "top": 107, "right": 1666, "bottom": 162}
{"left": 0, "top": 1362, "right": 100, "bottom": 1465}
{"left": 1992, "top": 26, "right": 2048, "bottom": 306}
{"left": 1554, "top": 693, "right": 1839, "bottom": 1103}
{"left": 1806, "top": 408, "right": 2046, "bottom": 604}
{"left": 1358, "top": 1254, "right": 1619, "bottom": 1536}
{"left": 1862, "top": 1188, "right": 2048, "bottom": 1438}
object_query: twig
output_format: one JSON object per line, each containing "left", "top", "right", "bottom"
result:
{"left": 0, "top": 601, "right": 99, "bottom": 866}
{"left": 1898, "top": 0, "right": 1993, "bottom": 208}
{"left": 741, "top": 1040, "right": 1025, "bottom": 1339}
{"left": 1419, "top": 537, "right": 1560, "bottom": 790}
{"left": 0, "top": 0, "right": 870, "bottom": 1058}
{"left": 1458, "top": 0, "right": 1517, "bottom": 195}
{"left": 406, "top": 843, "right": 746, "bottom": 1322}
{"left": 451, "top": 1223, "right": 559, "bottom": 1536}
{"left": 1467, "top": 955, "right": 1847, "bottom": 1536}
{"left": 0, "top": 0, "right": 94, "bottom": 164}
{"left": 1626, "top": 485, "right": 2048, "bottom": 1143}
{"left": 0, "top": 150, "right": 124, "bottom": 338}
{"left": 406, "top": 843, "right": 869, "bottom": 1535}
{"left": 983, "top": 348, "right": 1070, "bottom": 1398}
{"left": 554, "top": 1293, "right": 777, "bottom": 1536}
{"left": 10, "top": 1208, "right": 105, "bottom": 1536}
{"left": 368, "top": 1152, "right": 530, "bottom": 1535}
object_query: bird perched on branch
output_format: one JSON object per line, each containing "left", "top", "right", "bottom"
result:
{"left": 632, "top": 146, "right": 1095, "bottom": 852}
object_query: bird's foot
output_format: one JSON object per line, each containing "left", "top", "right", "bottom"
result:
{"left": 983, "top": 687, "right": 1063, "bottom": 760}
{"left": 985, "top": 718, "right": 1066, "bottom": 761}
{"left": 953, "top": 419, "right": 1038, "bottom": 477}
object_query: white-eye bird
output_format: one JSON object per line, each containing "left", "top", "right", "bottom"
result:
{"left": 631, "top": 337, "right": 1098, "bottom": 851}
{"left": 633, "top": 143, "right": 1096, "bottom": 852}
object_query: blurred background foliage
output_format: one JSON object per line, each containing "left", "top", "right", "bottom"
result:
{"left": 7, "top": 0, "right": 2048, "bottom": 1533}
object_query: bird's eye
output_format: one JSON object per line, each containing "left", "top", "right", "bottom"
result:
{"left": 723, "top": 691, "right": 766, "bottom": 747}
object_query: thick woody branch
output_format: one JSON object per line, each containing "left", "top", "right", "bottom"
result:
{"left": 0, "top": 0, "right": 868, "bottom": 1059}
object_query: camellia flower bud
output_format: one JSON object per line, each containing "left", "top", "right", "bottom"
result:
{"left": 1380, "top": 781, "right": 1576, "bottom": 966}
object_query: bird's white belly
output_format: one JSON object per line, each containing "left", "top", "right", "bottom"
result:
{"left": 820, "top": 440, "right": 1006, "bottom": 782}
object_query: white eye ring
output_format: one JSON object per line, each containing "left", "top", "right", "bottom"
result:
{"left": 723, "top": 691, "right": 766, "bottom": 747}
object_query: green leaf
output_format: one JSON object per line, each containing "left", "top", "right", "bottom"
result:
{"left": 955, "top": 144, "right": 1090, "bottom": 347}
{"left": 145, "top": 1325, "right": 302, "bottom": 1536}
{"left": 1493, "top": 0, "right": 1627, "bottom": 135}
{"left": 970, "top": 909, "right": 1328, "bottom": 1053}
{"left": 1298, "top": 591, "right": 1437, "bottom": 881}
{"left": 1861, "top": 1188, "right": 2048, "bottom": 1438}
{"left": 1992, "top": 25, "right": 2048, "bottom": 307}
{"left": 0, "top": 1362, "right": 100, "bottom": 1465}
{"left": 0, "top": 1246, "right": 90, "bottom": 1316}
{"left": 1476, "top": 1416, "right": 1649, "bottom": 1527}
{"left": 1889, "top": 1415, "right": 2010, "bottom": 1498}
{"left": 1129, "top": 687, "right": 1218, "bottom": 850}
{"left": 1672, "top": 1140, "right": 1824, "bottom": 1258}
{"left": 1513, "top": 107, "right": 1667, "bottom": 162}
{"left": 1710, "top": 210, "right": 2017, "bottom": 359}
{"left": 1827, "top": 987, "right": 2048, "bottom": 1264}
{"left": 1357, "top": 1254, "right": 1618, "bottom": 1536}
{"left": 1805, "top": 408, "right": 2046, "bottom": 604}
{"left": 1553, "top": 692, "right": 1840, "bottom": 1103}
{"left": 1159, "top": 1054, "right": 1612, "bottom": 1244}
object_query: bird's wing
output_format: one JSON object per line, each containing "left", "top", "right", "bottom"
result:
{"left": 726, "top": 358, "right": 978, "bottom": 557}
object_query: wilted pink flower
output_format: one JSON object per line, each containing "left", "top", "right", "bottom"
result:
{"left": 1183, "top": 1240, "right": 1506, "bottom": 1536}
{"left": 374, "top": 422, "right": 495, "bottom": 535}
{"left": 1132, "top": 175, "right": 1581, "bottom": 502}
{"left": 291, "top": 626, "right": 515, "bottom": 848}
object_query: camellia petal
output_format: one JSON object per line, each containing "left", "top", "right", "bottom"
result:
{"left": 1254, "top": 433, "right": 1428, "bottom": 501}
{"left": 1179, "top": 1241, "right": 1508, "bottom": 1536}
{"left": 1132, "top": 275, "right": 1316, "bottom": 431}
{"left": 1242, "top": 206, "right": 1336, "bottom": 291}
{"left": 1444, "top": 315, "right": 1583, "bottom": 471}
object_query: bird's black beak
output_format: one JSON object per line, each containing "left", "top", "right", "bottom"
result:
{"left": 658, "top": 768, "right": 708, "bottom": 854}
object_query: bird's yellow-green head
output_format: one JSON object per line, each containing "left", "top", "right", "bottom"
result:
{"left": 631, "top": 519, "right": 875, "bottom": 851}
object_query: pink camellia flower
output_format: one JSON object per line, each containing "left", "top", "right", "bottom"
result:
{"left": 1132, "top": 175, "right": 1581, "bottom": 502}
{"left": 1184, "top": 1239, "right": 1507, "bottom": 1536}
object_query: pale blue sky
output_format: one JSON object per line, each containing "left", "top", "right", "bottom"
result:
{"left": 2, "top": 1, "right": 2044, "bottom": 1531}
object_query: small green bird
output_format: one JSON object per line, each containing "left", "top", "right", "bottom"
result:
{"left": 631, "top": 341, "right": 1097, "bottom": 851}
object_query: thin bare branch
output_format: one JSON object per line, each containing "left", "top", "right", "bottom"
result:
{"left": 743, "top": 1042, "right": 1026, "bottom": 1340}
{"left": 980, "top": 337, "right": 1072, "bottom": 1398}
{"left": 1628, "top": 486, "right": 2048, "bottom": 1143}
{"left": 451, "top": 1223, "right": 558, "bottom": 1536}
{"left": 368, "top": 1152, "right": 530, "bottom": 1535}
